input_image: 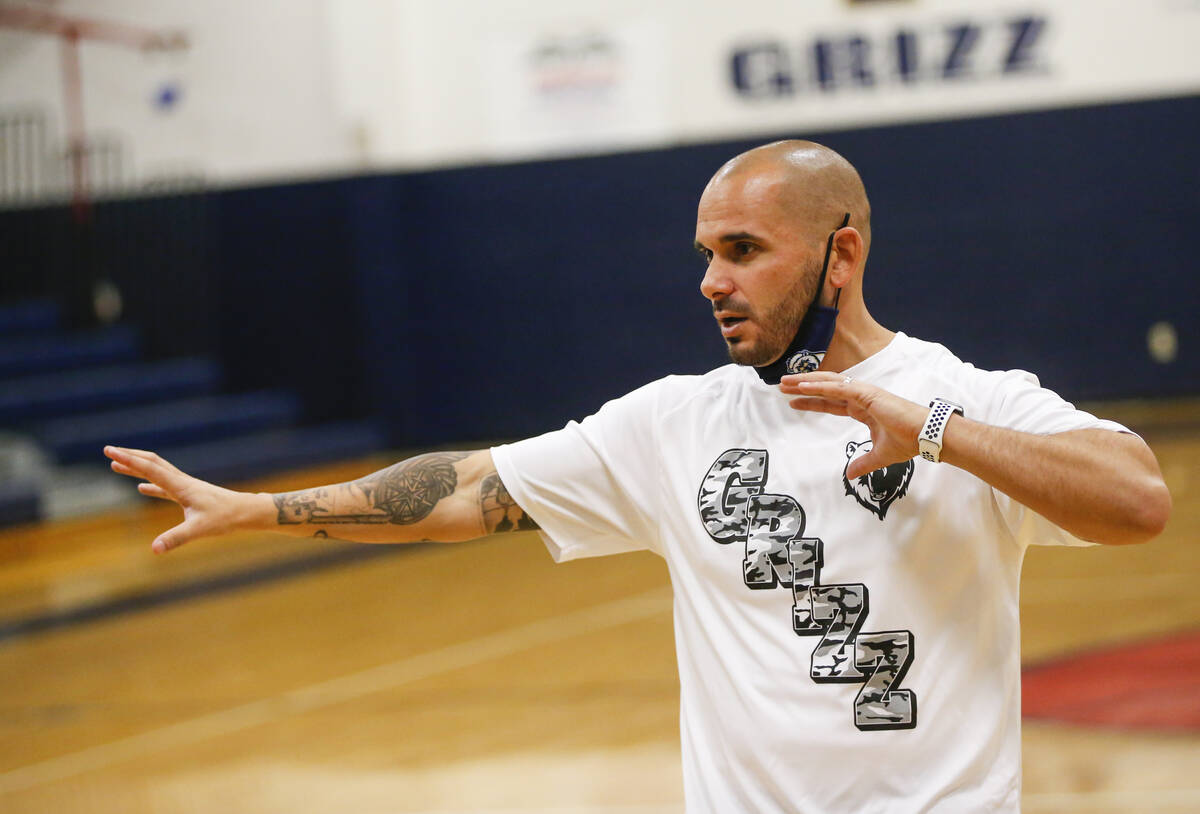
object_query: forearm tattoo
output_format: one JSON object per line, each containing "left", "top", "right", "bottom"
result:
{"left": 479, "top": 472, "right": 540, "bottom": 533}
{"left": 273, "top": 451, "right": 470, "bottom": 526}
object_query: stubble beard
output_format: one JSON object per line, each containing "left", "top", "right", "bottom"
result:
{"left": 724, "top": 256, "right": 822, "bottom": 367}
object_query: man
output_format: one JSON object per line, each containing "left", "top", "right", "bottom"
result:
{"left": 106, "top": 141, "right": 1170, "bottom": 812}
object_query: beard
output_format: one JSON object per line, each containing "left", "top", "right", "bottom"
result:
{"left": 718, "top": 256, "right": 823, "bottom": 367}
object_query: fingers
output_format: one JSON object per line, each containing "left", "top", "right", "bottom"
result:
{"left": 113, "top": 461, "right": 177, "bottom": 502}
{"left": 105, "top": 445, "right": 145, "bottom": 464}
{"left": 784, "top": 372, "right": 856, "bottom": 418}
{"left": 788, "top": 397, "right": 850, "bottom": 417}
{"left": 104, "top": 447, "right": 201, "bottom": 553}
{"left": 105, "top": 446, "right": 185, "bottom": 489}
{"left": 106, "top": 445, "right": 170, "bottom": 464}
{"left": 782, "top": 373, "right": 883, "bottom": 424}
{"left": 109, "top": 454, "right": 167, "bottom": 483}
{"left": 105, "top": 446, "right": 174, "bottom": 469}
{"left": 779, "top": 372, "right": 857, "bottom": 398}
{"left": 137, "top": 482, "right": 173, "bottom": 500}
{"left": 123, "top": 447, "right": 184, "bottom": 476}
{"left": 152, "top": 519, "right": 197, "bottom": 554}
{"left": 846, "top": 452, "right": 887, "bottom": 481}
{"left": 781, "top": 375, "right": 857, "bottom": 417}
{"left": 780, "top": 371, "right": 849, "bottom": 385}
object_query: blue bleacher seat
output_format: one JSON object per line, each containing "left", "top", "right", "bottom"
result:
{"left": 34, "top": 391, "right": 302, "bottom": 464}
{"left": 0, "top": 325, "right": 140, "bottom": 378}
{"left": 0, "top": 479, "right": 41, "bottom": 528}
{"left": 0, "top": 300, "right": 60, "bottom": 337}
{"left": 0, "top": 357, "right": 221, "bottom": 424}
{"left": 0, "top": 310, "right": 385, "bottom": 516}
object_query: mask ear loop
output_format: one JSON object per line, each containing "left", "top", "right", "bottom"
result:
{"left": 818, "top": 212, "right": 852, "bottom": 309}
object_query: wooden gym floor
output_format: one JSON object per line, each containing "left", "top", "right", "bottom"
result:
{"left": 0, "top": 401, "right": 1197, "bottom": 813}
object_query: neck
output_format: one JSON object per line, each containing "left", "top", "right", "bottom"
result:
{"left": 819, "top": 304, "right": 894, "bottom": 373}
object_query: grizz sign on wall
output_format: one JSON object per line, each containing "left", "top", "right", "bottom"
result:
{"left": 730, "top": 15, "right": 1047, "bottom": 98}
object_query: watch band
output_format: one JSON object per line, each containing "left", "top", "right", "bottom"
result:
{"left": 918, "top": 398, "right": 964, "bottom": 463}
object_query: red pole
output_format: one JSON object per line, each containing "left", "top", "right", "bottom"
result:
{"left": 0, "top": 5, "right": 186, "bottom": 218}
{"left": 59, "top": 23, "right": 90, "bottom": 223}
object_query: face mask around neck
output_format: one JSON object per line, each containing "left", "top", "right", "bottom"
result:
{"left": 755, "top": 212, "right": 850, "bottom": 385}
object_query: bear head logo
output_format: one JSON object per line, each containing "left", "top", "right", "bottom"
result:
{"left": 785, "top": 350, "right": 823, "bottom": 375}
{"left": 843, "top": 440, "right": 914, "bottom": 520}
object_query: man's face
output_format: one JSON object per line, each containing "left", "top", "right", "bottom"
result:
{"left": 694, "top": 171, "right": 825, "bottom": 367}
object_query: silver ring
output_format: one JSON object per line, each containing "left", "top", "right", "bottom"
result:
{"left": 843, "top": 376, "right": 853, "bottom": 384}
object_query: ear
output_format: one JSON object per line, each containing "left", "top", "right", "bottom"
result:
{"left": 845, "top": 441, "right": 859, "bottom": 457}
{"left": 828, "top": 227, "right": 865, "bottom": 289}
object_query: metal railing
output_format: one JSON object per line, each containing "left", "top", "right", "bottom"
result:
{"left": 0, "top": 107, "right": 188, "bottom": 208}
{"left": 0, "top": 108, "right": 50, "bottom": 204}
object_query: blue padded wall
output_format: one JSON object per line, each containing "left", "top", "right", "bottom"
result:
{"left": 213, "top": 179, "right": 367, "bottom": 425}
{"left": 345, "top": 95, "right": 1199, "bottom": 445}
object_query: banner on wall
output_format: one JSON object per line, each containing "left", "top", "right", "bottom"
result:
{"left": 676, "top": 0, "right": 1200, "bottom": 142}
{"left": 729, "top": 15, "right": 1047, "bottom": 99}
{"left": 461, "top": 0, "right": 1200, "bottom": 162}
{"left": 481, "top": 20, "right": 670, "bottom": 158}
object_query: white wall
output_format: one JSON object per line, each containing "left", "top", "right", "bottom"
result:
{"left": 1, "top": 0, "right": 1198, "bottom": 188}
{"left": 0, "top": 0, "right": 348, "bottom": 185}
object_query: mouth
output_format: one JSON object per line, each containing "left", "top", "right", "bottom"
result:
{"left": 717, "top": 315, "right": 748, "bottom": 338}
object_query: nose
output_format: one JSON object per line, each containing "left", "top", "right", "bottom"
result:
{"left": 700, "top": 259, "right": 735, "bottom": 302}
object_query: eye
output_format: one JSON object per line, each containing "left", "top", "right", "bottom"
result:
{"left": 696, "top": 246, "right": 714, "bottom": 264}
{"left": 733, "top": 241, "right": 757, "bottom": 259}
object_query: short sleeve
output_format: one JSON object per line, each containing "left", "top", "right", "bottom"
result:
{"left": 490, "top": 380, "right": 665, "bottom": 563}
{"left": 984, "top": 369, "right": 1134, "bottom": 548}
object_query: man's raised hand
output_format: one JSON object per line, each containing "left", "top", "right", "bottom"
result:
{"left": 104, "top": 446, "right": 265, "bottom": 553}
{"left": 779, "top": 372, "right": 931, "bottom": 480}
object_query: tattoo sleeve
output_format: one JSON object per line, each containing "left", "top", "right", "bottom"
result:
{"left": 273, "top": 451, "right": 470, "bottom": 526}
{"left": 479, "top": 472, "right": 540, "bottom": 533}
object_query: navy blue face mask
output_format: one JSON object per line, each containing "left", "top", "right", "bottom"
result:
{"left": 755, "top": 212, "right": 851, "bottom": 385}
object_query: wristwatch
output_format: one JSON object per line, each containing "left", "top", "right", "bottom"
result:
{"left": 918, "top": 398, "right": 964, "bottom": 463}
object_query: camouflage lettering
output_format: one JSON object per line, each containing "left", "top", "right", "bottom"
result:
{"left": 697, "top": 449, "right": 769, "bottom": 544}
{"left": 694, "top": 449, "right": 918, "bottom": 732}
{"left": 743, "top": 493, "right": 805, "bottom": 589}
{"left": 810, "top": 584, "right": 869, "bottom": 682}
{"left": 788, "top": 536, "right": 824, "bottom": 634}
{"left": 854, "top": 630, "right": 917, "bottom": 730}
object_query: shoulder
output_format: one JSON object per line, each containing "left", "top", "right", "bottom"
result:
{"left": 659, "top": 365, "right": 756, "bottom": 418}
{"left": 887, "top": 334, "right": 1046, "bottom": 418}
{"left": 891, "top": 333, "right": 1130, "bottom": 438}
{"left": 599, "top": 365, "right": 752, "bottom": 424}
{"left": 898, "top": 334, "right": 1033, "bottom": 376}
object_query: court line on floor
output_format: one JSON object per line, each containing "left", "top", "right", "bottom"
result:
{"left": 0, "top": 588, "right": 673, "bottom": 796}
{"left": 0, "top": 543, "right": 405, "bottom": 643}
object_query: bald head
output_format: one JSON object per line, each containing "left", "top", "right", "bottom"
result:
{"left": 708, "top": 140, "right": 871, "bottom": 252}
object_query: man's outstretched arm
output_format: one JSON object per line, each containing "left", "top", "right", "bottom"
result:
{"left": 104, "top": 446, "right": 537, "bottom": 553}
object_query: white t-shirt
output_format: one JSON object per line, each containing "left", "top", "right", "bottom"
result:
{"left": 491, "top": 333, "right": 1129, "bottom": 814}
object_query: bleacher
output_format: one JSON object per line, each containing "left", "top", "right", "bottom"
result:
{"left": 0, "top": 299, "right": 385, "bottom": 528}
